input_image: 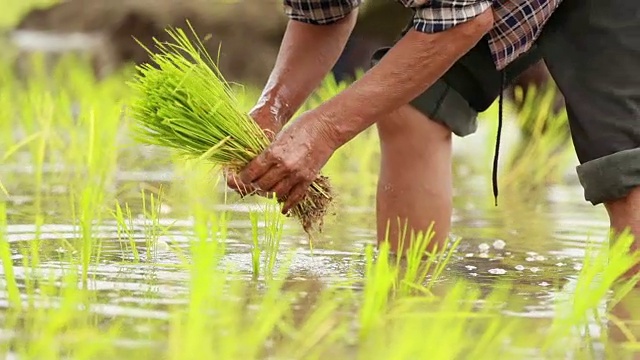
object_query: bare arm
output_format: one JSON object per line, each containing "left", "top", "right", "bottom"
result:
{"left": 317, "top": 8, "right": 494, "bottom": 148}
{"left": 225, "top": 9, "right": 357, "bottom": 195}
{"left": 236, "top": 7, "right": 495, "bottom": 211}
{"left": 252, "top": 10, "right": 359, "bottom": 130}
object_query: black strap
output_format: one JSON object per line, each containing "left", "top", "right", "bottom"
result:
{"left": 492, "top": 72, "right": 507, "bottom": 206}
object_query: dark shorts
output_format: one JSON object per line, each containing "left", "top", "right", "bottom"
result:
{"left": 371, "top": 0, "right": 640, "bottom": 206}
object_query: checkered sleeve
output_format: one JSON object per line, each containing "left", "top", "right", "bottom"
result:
{"left": 409, "top": 0, "right": 493, "bottom": 33}
{"left": 284, "top": 0, "right": 362, "bottom": 25}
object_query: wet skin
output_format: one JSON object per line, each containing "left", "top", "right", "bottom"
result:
{"left": 226, "top": 7, "right": 640, "bottom": 271}
{"left": 227, "top": 8, "right": 493, "bottom": 250}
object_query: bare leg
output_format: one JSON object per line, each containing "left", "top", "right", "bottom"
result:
{"left": 605, "top": 186, "right": 640, "bottom": 276}
{"left": 375, "top": 105, "right": 453, "bottom": 254}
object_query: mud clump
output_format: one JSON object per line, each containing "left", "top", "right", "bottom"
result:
{"left": 294, "top": 175, "right": 334, "bottom": 236}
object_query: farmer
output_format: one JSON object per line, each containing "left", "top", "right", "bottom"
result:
{"left": 227, "top": 0, "right": 640, "bottom": 263}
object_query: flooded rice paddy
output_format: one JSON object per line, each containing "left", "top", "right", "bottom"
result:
{"left": 1, "top": 51, "right": 640, "bottom": 359}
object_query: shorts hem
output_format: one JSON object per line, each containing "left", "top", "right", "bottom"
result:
{"left": 577, "top": 148, "right": 640, "bottom": 205}
{"left": 371, "top": 48, "right": 479, "bottom": 138}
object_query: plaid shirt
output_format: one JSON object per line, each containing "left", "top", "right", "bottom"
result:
{"left": 284, "top": 0, "right": 562, "bottom": 70}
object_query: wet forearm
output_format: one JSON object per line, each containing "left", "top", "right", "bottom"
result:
{"left": 254, "top": 11, "right": 358, "bottom": 127}
{"left": 318, "top": 9, "right": 494, "bottom": 148}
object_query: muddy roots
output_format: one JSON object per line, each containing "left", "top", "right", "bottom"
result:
{"left": 289, "top": 175, "right": 334, "bottom": 236}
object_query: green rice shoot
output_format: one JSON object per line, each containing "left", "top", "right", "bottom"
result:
{"left": 126, "top": 22, "right": 334, "bottom": 235}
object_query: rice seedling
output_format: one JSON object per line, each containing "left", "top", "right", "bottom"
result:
{"left": 0, "top": 202, "right": 20, "bottom": 309}
{"left": 543, "top": 230, "right": 640, "bottom": 354}
{"left": 249, "top": 195, "right": 285, "bottom": 280}
{"left": 262, "top": 199, "right": 285, "bottom": 278}
{"left": 127, "top": 24, "right": 334, "bottom": 236}
{"left": 250, "top": 211, "right": 262, "bottom": 279}
{"left": 607, "top": 283, "right": 640, "bottom": 358}
{"left": 112, "top": 201, "right": 140, "bottom": 262}
{"left": 4, "top": 24, "right": 640, "bottom": 359}
{"left": 501, "top": 82, "right": 574, "bottom": 189}
{"left": 359, "top": 281, "right": 515, "bottom": 360}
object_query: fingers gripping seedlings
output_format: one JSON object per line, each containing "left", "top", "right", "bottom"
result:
{"left": 127, "top": 23, "right": 334, "bottom": 235}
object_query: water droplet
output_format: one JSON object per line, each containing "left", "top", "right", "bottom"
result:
{"left": 539, "top": 282, "right": 550, "bottom": 287}
{"left": 12, "top": 197, "right": 28, "bottom": 206}
{"left": 555, "top": 262, "right": 566, "bottom": 267}
{"left": 493, "top": 240, "right": 506, "bottom": 250}
{"left": 478, "top": 243, "right": 490, "bottom": 252}
{"left": 465, "top": 253, "right": 474, "bottom": 257}
{"left": 465, "top": 265, "right": 477, "bottom": 271}
{"left": 478, "top": 253, "right": 489, "bottom": 258}
{"left": 534, "top": 255, "right": 545, "bottom": 261}
{"left": 160, "top": 203, "right": 172, "bottom": 214}
{"left": 155, "top": 240, "right": 171, "bottom": 252}
{"left": 525, "top": 257, "right": 535, "bottom": 262}
{"left": 573, "top": 264, "right": 583, "bottom": 271}
{"left": 488, "top": 268, "right": 506, "bottom": 275}
{"left": 51, "top": 185, "right": 67, "bottom": 194}
{"left": 469, "top": 273, "right": 478, "bottom": 277}
{"left": 515, "top": 265, "right": 525, "bottom": 271}
{"left": 530, "top": 267, "right": 540, "bottom": 273}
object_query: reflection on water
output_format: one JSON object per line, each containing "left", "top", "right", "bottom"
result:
{"left": 3, "top": 165, "right": 638, "bottom": 359}
{"left": 9, "top": 30, "right": 105, "bottom": 53}
{"left": 1, "top": 158, "right": 615, "bottom": 322}
{"left": 609, "top": 287, "right": 640, "bottom": 359}
{"left": 0, "top": 56, "right": 630, "bottom": 356}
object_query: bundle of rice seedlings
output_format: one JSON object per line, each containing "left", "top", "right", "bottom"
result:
{"left": 127, "top": 23, "right": 333, "bottom": 234}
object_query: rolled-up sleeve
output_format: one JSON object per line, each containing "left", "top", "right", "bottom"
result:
{"left": 408, "top": 0, "right": 493, "bottom": 33}
{"left": 284, "top": 0, "right": 362, "bottom": 25}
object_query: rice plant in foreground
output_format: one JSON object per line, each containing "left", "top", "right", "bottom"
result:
{"left": 127, "top": 24, "right": 333, "bottom": 235}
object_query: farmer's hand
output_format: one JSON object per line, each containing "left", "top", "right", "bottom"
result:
{"left": 224, "top": 104, "right": 283, "bottom": 196}
{"left": 247, "top": 104, "right": 283, "bottom": 141}
{"left": 238, "top": 110, "right": 338, "bottom": 214}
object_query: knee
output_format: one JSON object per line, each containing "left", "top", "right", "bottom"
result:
{"left": 376, "top": 105, "right": 452, "bottom": 144}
